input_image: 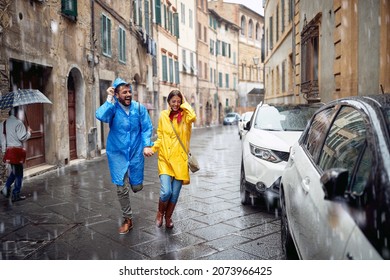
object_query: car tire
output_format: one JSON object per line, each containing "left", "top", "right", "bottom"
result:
{"left": 240, "top": 162, "right": 251, "bottom": 205}
{"left": 280, "top": 187, "right": 299, "bottom": 260}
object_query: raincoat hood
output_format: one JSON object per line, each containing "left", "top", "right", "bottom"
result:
{"left": 112, "top": 77, "right": 131, "bottom": 91}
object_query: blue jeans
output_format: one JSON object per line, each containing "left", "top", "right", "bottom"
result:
{"left": 159, "top": 174, "right": 182, "bottom": 203}
{"left": 5, "top": 164, "right": 24, "bottom": 196}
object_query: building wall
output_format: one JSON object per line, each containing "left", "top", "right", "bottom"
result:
{"left": 210, "top": 0, "right": 264, "bottom": 110}
{"left": 215, "top": 15, "right": 239, "bottom": 119}
{"left": 177, "top": 0, "right": 198, "bottom": 125}
{"left": 291, "top": 0, "right": 389, "bottom": 103}
{"left": 153, "top": 1, "right": 180, "bottom": 111}
{"left": 264, "top": 0, "right": 297, "bottom": 104}
{"left": 197, "top": 0, "right": 214, "bottom": 125}
{"left": 0, "top": 0, "right": 155, "bottom": 172}
{"left": 0, "top": 0, "right": 92, "bottom": 166}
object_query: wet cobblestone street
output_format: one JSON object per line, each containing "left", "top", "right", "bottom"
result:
{"left": 0, "top": 125, "right": 283, "bottom": 260}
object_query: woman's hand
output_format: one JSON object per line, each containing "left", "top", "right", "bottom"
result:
{"left": 143, "top": 147, "right": 154, "bottom": 157}
{"left": 182, "top": 94, "right": 187, "bottom": 104}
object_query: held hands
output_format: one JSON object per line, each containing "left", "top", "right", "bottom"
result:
{"left": 143, "top": 147, "right": 154, "bottom": 157}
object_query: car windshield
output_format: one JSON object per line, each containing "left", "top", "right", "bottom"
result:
{"left": 243, "top": 112, "right": 253, "bottom": 121}
{"left": 226, "top": 113, "right": 236, "bottom": 118}
{"left": 254, "top": 105, "right": 319, "bottom": 131}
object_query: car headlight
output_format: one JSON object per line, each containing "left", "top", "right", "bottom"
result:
{"left": 249, "top": 143, "right": 281, "bottom": 163}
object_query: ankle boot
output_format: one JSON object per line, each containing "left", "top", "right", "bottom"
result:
{"left": 165, "top": 202, "right": 176, "bottom": 229}
{"left": 156, "top": 199, "right": 168, "bottom": 227}
{"left": 118, "top": 218, "right": 133, "bottom": 234}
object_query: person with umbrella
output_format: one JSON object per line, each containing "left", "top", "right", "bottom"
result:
{"left": 96, "top": 78, "right": 154, "bottom": 234}
{"left": 1, "top": 106, "right": 32, "bottom": 202}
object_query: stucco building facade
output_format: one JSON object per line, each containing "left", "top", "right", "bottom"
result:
{"left": 264, "top": 0, "right": 390, "bottom": 104}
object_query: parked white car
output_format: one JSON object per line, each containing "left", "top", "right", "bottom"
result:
{"left": 240, "top": 103, "right": 320, "bottom": 207}
{"left": 238, "top": 111, "right": 254, "bottom": 139}
{"left": 280, "top": 95, "right": 390, "bottom": 260}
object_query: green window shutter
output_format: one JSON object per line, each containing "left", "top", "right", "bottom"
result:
{"left": 169, "top": 11, "right": 172, "bottom": 33}
{"left": 155, "top": 0, "right": 161, "bottom": 25}
{"left": 164, "top": 5, "right": 167, "bottom": 29}
{"left": 169, "top": 58, "right": 174, "bottom": 82}
{"left": 175, "top": 60, "right": 180, "bottom": 84}
{"left": 61, "top": 0, "right": 77, "bottom": 18}
{"left": 162, "top": 55, "right": 168, "bottom": 81}
{"left": 173, "top": 13, "right": 179, "bottom": 38}
{"left": 145, "top": 0, "right": 150, "bottom": 34}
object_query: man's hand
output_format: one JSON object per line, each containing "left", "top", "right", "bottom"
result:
{"left": 143, "top": 147, "right": 154, "bottom": 157}
{"left": 106, "top": 86, "right": 115, "bottom": 97}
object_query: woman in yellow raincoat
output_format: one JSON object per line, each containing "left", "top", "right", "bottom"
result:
{"left": 152, "top": 89, "right": 196, "bottom": 228}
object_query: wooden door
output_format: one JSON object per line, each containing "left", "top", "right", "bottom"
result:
{"left": 68, "top": 89, "right": 77, "bottom": 160}
{"left": 25, "top": 103, "right": 45, "bottom": 168}
{"left": 9, "top": 60, "right": 47, "bottom": 168}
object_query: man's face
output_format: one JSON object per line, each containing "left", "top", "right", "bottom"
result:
{"left": 115, "top": 85, "right": 132, "bottom": 107}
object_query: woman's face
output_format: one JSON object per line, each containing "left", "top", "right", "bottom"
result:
{"left": 169, "top": 95, "right": 182, "bottom": 111}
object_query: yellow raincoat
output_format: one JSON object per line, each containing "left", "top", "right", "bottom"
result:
{"left": 152, "top": 102, "right": 196, "bottom": 185}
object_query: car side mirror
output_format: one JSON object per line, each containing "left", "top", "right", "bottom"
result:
{"left": 244, "top": 121, "right": 251, "bottom": 130}
{"left": 320, "top": 168, "right": 348, "bottom": 201}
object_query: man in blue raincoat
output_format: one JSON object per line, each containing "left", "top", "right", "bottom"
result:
{"left": 96, "top": 78, "right": 154, "bottom": 234}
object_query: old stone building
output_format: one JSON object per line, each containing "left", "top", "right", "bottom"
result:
{"left": 0, "top": 0, "right": 154, "bottom": 177}
{"left": 264, "top": 0, "right": 390, "bottom": 104}
{"left": 209, "top": 9, "right": 240, "bottom": 123}
{"left": 177, "top": 0, "right": 199, "bottom": 126}
{"left": 209, "top": 0, "right": 265, "bottom": 113}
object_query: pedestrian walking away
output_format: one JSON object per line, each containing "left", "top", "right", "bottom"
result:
{"left": 151, "top": 89, "right": 196, "bottom": 228}
{"left": 1, "top": 106, "right": 32, "bottom": 202}
{"left": 95, "top": 77, "right": 154, "bottom": 234}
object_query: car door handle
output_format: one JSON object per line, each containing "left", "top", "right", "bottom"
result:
{"left": 301, "top": 177, "right": 310, "bottom": 192}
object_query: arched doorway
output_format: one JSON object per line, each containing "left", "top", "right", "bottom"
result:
{"left": 67, "top": 68, "right": 86, "bottom": 160}
{"left": 67, "top": 75, "right": 77, "bottom": 160}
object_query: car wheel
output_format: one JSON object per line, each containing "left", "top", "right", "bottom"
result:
{"left": 280, "top": 187, "right": 299, "bottom": 259}
{"left": 240, "top": 162, "right": 251, "bottom": 205}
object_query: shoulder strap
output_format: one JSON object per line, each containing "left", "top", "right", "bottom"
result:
{"left": 170, "top": 121, "right": 188, "bottom": 154}
{"left": 3, "top": 120, "right": 7, "bottom": 147}
{"left": 138, "top": 102, "right": 141, "bottom": 128}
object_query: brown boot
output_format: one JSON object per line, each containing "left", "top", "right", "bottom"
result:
{"left": 165, "top": 202, "right": 176, "bottom": 229}
{"left": 118, "top": 218, "right": 133, "bottom": 234}
{"left": 156, "top": 199, "right": 168, "bottom": 227}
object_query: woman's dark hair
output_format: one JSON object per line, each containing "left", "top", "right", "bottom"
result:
{"left": 167, "top": 89, "right": 183, "bottom": 103}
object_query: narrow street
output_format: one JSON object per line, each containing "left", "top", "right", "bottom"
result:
{"left": 0, "top": 125, "right": 283, "bottom": 260}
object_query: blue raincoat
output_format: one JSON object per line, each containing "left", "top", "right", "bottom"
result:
{"left": 96, "top": 99, "right": 153, "bottom": 186}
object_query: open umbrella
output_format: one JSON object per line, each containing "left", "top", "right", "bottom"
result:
{"left": 0, "top": 89, "right": 52, "bottom": 110}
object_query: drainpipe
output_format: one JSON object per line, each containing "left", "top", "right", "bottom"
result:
{"left": 291, "top": 0, "right": 296, "bottom": 99}
{"left": 89, "top": 0, "right": 98, "bottom": 158}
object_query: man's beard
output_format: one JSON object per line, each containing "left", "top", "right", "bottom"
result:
{"left": 119, "top": 96, "right": 132, "bottom": 106}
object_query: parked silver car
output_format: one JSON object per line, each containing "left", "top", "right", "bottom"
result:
{"left": 280, "top": 94, "right": 390, "bottom": 259}
{"left": 223, "top": 112, "right": 240, "bottom": 125}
